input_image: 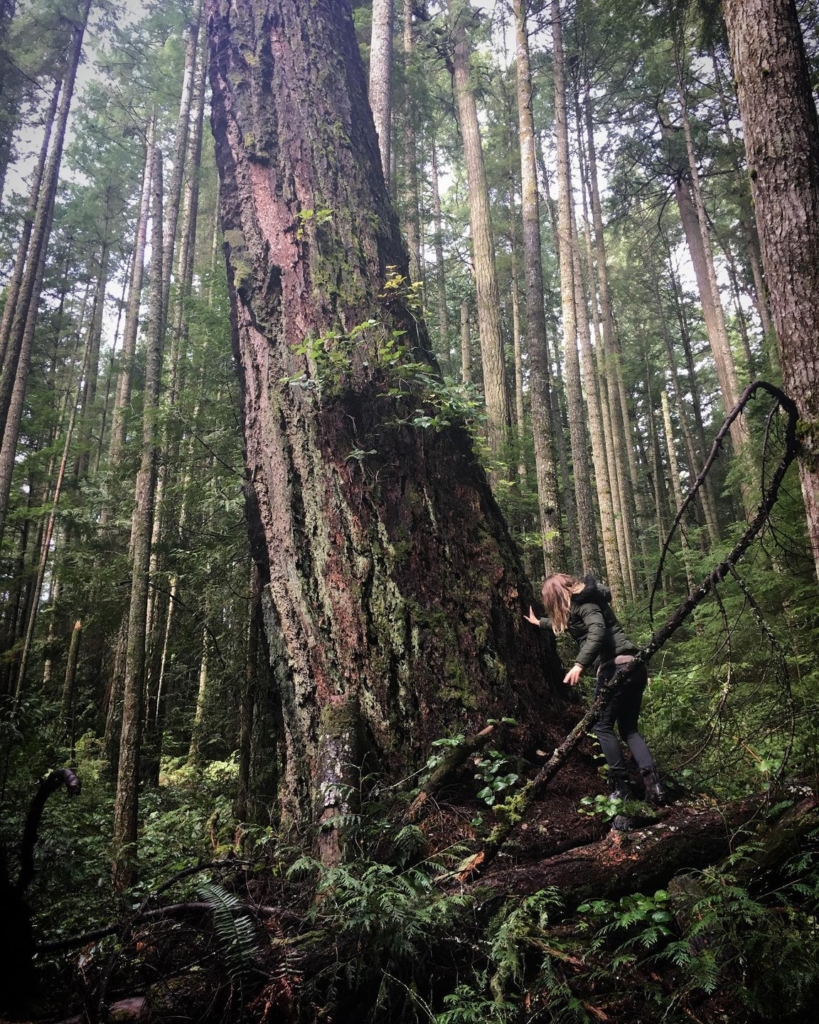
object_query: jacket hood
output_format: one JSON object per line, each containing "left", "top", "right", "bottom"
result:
{"left": 571, "top": 575, "right": 611, "bottom": 607}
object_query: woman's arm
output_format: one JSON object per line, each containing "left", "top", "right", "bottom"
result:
{"left": 573, "top": 601, "right": 607, "bottom": 668}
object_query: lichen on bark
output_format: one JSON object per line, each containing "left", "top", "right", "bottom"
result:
{"left": 208, "top": 0, "right": 564, "bottom": 837}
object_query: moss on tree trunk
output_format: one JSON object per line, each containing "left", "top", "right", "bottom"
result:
{"left": 207, "top": 0, "right": 564, "bottom": 834}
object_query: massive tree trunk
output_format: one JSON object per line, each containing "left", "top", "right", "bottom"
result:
{"left": 723, "top": 0, "right": 819, "bottom": 578}
{"left": 207, "top": 0, "right": 562, "bottom": 837}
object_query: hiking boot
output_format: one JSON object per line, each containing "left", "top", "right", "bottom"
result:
{"left": 641, "top": 766, "right": 667, "bottom": 807}
{"left": 608, "top": 766, "right": 634, "bottom": 802}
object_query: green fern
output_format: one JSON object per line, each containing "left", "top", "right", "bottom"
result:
{"left": 196, "top": 881, "right": 259, "bottom": 983}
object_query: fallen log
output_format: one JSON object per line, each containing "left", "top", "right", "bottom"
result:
{"left": 473, "top": 789, "right": 815, "bottom": 906}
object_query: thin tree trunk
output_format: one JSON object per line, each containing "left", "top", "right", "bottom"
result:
{"left": 13, "top": 299, "right": 95, "bottom": 702}
{"left": 235, "top": 563, "right": 261, "bottom": 822}
{"left": 430, "top": 138, "right": 450, "bottom": 372}
{"left": 675, "top": 66, "right": 747, "bottom": 456}
{"left": 645, "top": 231, "right": 720, "bottom": 545}
{"left": 582, "top": 82, "right": 640, "bottom": 592}
{"left": 401, "top": 0, "right": 420, "bottom": 281}
{"left": 59, "top": 620, "right": 82, "bottom": 751}
{"left": 711, "top": 44, "right": 777, "bottom": 354}
{"left": 112, "top": 153, "right": 165, "bottom": 892}
{"left": 161, "top": 1, "right": 203, "bottom": 333}
{"left": 572, "top": 216, "right": 613, "bottom": 587}
{"left": 187, "top": 628, "right": 209, "bottom": 767}
{"left": 460, "top": 300, "right": 471, "bottom": 383}
{"left": 0, "top": 78, "right": 61, "bottom": 370}
{"left": 448, "top": 1, "right": 510, "bottom": 459}
{"left": 512, "top": 0, "right": 563, "bottom": 572}
{"left": 551, "top": 0, "right": 597, "bottom": 573}
{"left": 369, "top": 0, "right": 393, "bottom": 187}
{"left": 109, "top": 128, "right": 155, "bottom": 470}
{"left": 0, "top": 0, "right": 91, "bottom": 546}
{"left": 661, "top": 391, "right": 695, "bottom": 592}
{"left": 0, "top": 190, "right": 55, "bottom": 551}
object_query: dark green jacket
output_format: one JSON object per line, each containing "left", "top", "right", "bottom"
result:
{"left": 541, "top": 579, "right": 637, "bottom": 672}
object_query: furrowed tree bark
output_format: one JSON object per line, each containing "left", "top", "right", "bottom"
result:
{"left": 207, "top": 0, "right": 563, "bottom": 840}
{"left": 723, "top": 0, "right": 819, "bottom": 578}
{"left": 512, "top": 0, "right": 563, "bottom": 574}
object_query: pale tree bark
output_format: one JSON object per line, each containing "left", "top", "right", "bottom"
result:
{"left": 187, "top": 628, "right": 210, "bottom": 767}
{"left": 401, "top": 0, "right": 420, "bottom": 281}
{"left": 460, "top": 300, "right": 471, "bottom": 383}
{"left": 661, "top": 390, "right": 695, "bottom": 592}
{"left": 369, "top": 0, "right": 393, "bottom": 187}
{"left": 59, "top": 620, "right": 82, "bottom": 748}
{"left": 448, "top": 0, "right": 510, "bottom": 458}
{"left": 430, "top": 138, "right": 450, "bottom": 371}
{"left": 537, "top": 147, "right": 581, "bottom": 569}
{"left": 112, "top": 153, "right": 164, "bottom": 892}
{"left": 512, "top": 0, "right": 563, "bottom": 573}
{"left": 675, "top": 65, "right": 748, "bottom": 456}
{"left": 582, "top": 83, "right": 640, "bottom": 592}
{"left": 0, "top": 193, "right": 53, "bottom": 552}
{"left": 551, "top": 0, "right": 598, "bottom": 573}
{"left": 723, "top": 0, "right": 819, "bottom": 577}
{"left": 74, "top": 226, "right": 110, "bottom": 482}
{"left": 572, "top": 217, "right": 616, "bottom": 591}
{"left": 207, "top": 0, "right": 562, "bottom": 842}
{"left": 161, "top": 0, "right": 203, "bottom": 331}
{"left": 146, "top": 35, "right": 208, "bottom": 684}
{"left": 108, "top": 126, "right": 155, "bottom": 470}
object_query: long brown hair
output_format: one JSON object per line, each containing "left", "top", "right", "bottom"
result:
{"left": 541, "top": 573, "right": 584, "bottom": 633}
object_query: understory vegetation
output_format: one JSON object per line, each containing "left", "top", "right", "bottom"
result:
{"left": 0, "top": 0, "right": 818, "bottom": 1020}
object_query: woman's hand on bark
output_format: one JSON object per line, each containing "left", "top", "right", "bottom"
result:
{"left": 563, "top": 663, "right": 584, "bottom": 686}
{"left": 524, "top": 605, "right": 541, "bottom": 626}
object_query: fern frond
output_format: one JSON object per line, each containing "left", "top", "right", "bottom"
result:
{"left": 197, "top": 881, "right": 259, "bottom": 982}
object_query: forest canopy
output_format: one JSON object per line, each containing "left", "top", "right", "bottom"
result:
{"left": 0, "top": 0, "right": 819, "bottom": 1021}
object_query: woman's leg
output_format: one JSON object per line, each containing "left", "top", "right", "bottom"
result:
{"left": 614, "top": 665, "right": 655, "bottom": 771}
{"left": 593, "top": 663, "right": 628, "bottom": 770}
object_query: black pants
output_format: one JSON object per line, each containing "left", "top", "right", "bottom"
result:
{"left": 593, "top": 660, "right": 655, "bottom": 772}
